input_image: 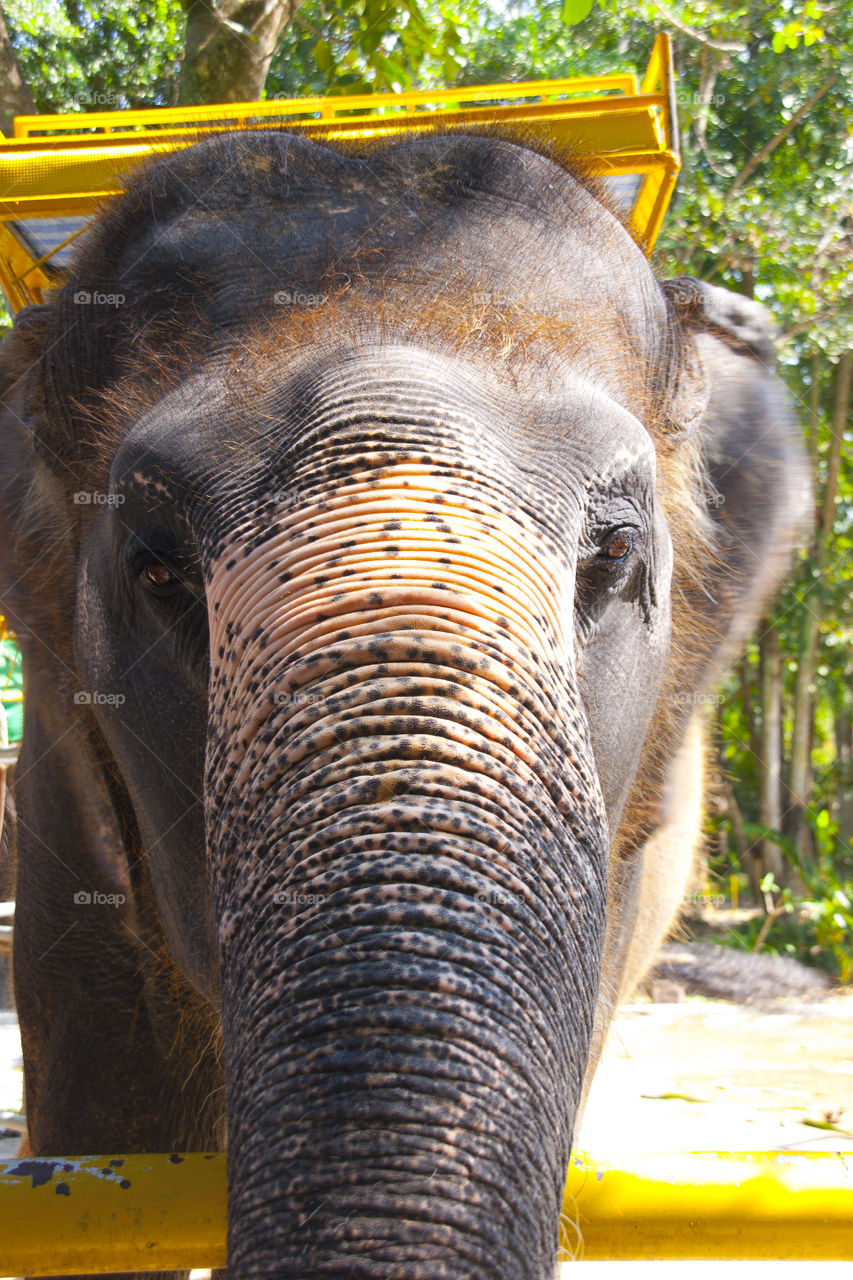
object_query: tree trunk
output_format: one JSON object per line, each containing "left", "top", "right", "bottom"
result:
{"left": 179, "top": 0, "right": 299, "bottom": 105}
{"left": 832, "top": 714, "right": 853, "bottom": 862}
{"left": 737, "top": 653, "right": 761, "bottom": 760}
{"left": 0, "top": 3, "right": 36, "bottom": 137}
{"left": 720, "top": 772, "right": 758, "bottom": 898}
{"left": 786, "top": 351, "right": 851, "bottom": 862}
{"left": 758, "top": 622, "right": 788, "bottom": 885}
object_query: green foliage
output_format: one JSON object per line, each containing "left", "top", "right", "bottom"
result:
{"left": 4, "top": 0, "right": 185, "bottom": 111}
{"left": 712, "top": 853, "right": 853, "bottom": 983}
{"left": 266, "top": 0, "right": 469, "bottom": 95}
{"left": 772, "top": 0, "right": 824, "bottom": 52}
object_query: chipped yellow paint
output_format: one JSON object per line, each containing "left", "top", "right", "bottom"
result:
{"left": 0, "top": 1153, "right": 227, "bottom": 1273}
{"left": 2, "top": 1150, "right": 852, "bottom": 1272}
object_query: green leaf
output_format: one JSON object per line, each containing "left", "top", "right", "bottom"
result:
{"left": 313, "top": 38, "right": 334, "bottom": 75}
{"left": 561, "top": 0, "right": 594, "bottom": 27}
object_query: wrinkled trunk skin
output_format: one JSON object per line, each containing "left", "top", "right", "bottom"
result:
{"left": 203, "top": 360, "right": 608, "bottom": 1277}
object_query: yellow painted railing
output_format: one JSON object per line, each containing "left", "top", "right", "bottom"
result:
{"left": 0, "top": 1150, "right": 851, "bottom": 1272}
{"left": 0, "top": 34, "right": 679, "bottom": 312}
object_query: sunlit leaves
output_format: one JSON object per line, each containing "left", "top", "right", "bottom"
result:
{"left": 561, "top": 0, "right": 594, "bottom": 26}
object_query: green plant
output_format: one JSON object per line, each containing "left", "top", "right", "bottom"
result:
{"left": 711, "top": 822, "right": 853, "bottom": 982}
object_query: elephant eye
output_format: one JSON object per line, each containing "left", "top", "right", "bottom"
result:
{"left": 128, "top": 537, "right": 201, "bottom": 597}
{"left": 143, "top": 562, "right": 175, "bottom": 588}
{"left": 599, "top": 530, "right": 634, "bottom": 561}
{"left": 138, "top": 560, "right": 180, "bottom": 593}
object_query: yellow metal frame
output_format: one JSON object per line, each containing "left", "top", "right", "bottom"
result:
{"left": 1, "top": 1150, "right": 850, "bottom": 1272}
{"left": 0, "top": 33, "right": 679, "bottom": 311}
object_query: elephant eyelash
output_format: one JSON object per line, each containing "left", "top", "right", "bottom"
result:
{"left": 578, "top": 523, "right": 646, "bottom": 570}
{"left": 596, "top": 529, "right": 635, "bottom": 562}
{"left": 126, "top": 537, "right": 203, "bottom": 599}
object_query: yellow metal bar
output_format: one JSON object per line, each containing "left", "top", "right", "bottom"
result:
{"left": 0, "top": 1153, "right": 227, "bottom": 1275}
{"left": 1, "top": 1150, "right": 851, "bottom": 1273}
{"left": 0, "top": 99, "right": 668, "bottom": 217}
{"left": 0, "top": 37, "right": 681, "bottom": 312}
{"left": 0, "top": 221, "right": 50, "bottom": 308}
{"left": 562, "top": 1151, "right": 853, "bottom": 1260}
{"left": 10, "top": 71, "right": 639, "bottom": 139}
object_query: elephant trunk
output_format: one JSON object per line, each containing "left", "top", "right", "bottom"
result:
{"left": 202, "top": 392, "right": 608, "bottom": 1276}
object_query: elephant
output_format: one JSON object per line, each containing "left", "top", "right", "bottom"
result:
{"left": 0, "top": 127, "right": 807, "bottom": 1278}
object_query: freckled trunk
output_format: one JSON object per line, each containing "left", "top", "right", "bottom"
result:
{"left": 202, "top": 397, "right": 608, "bottom": 1276}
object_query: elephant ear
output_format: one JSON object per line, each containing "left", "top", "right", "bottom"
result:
{"left": 0, "top": 305, "right": 77, "bottom": 670}
{"left": 659, "top": 276, "right": 809, "bottom": 691}
{"left": 663, "top": 277, "right": 778, "bottom": 364}
{"left": 658, "top": 277, "right": 779, "bottom": 439}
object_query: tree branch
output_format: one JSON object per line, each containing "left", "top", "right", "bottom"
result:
{"left": 653, "top": 2, "right": 747, "bottom": 53}
{"left": 727, "top": 75, "right": 838, "bottom": 196}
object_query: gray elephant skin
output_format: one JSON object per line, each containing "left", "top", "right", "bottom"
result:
{"left": 0, "top": 129, "right": 807, "bottom": 1278}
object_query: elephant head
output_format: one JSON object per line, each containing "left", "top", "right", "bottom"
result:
{"left": 0, "top": 130, "right": 807, "bottom": 1277}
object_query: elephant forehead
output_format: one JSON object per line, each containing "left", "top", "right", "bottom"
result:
{"left": 144, "top": 341, "right": 653, "bottom": 518}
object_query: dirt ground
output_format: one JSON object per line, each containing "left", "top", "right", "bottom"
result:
{"left": 1, "top": 959, "right": 851, "bottom": 1273}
